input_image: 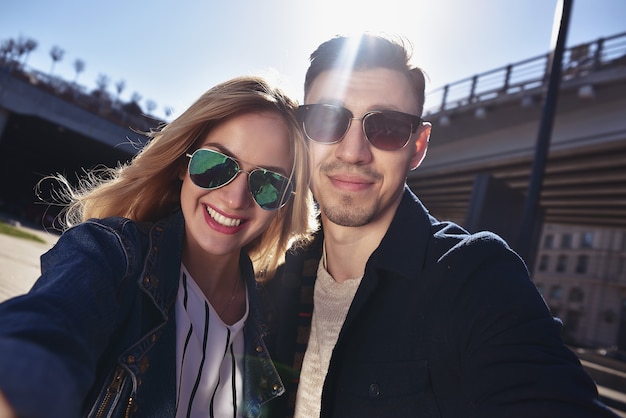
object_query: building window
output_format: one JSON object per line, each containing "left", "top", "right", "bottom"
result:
{"left": 549, "top": 285, "right": 563, "bottom": 300}
{"left": 576, "top": 255, "right": 589, "bottom": 274}
{"left": 556, "top": 255, "right": 568, "bottom": 273}
{"left": 581, "top": 232, "right": 593, "bottom": 248}
{"left": 603, "top": 309, "right": 616, "bottom": 324}
{"left": 543, "top": 234, "right": 554, "bottom": 249}
{"left": 617, "top": 258, "right": 626, "bottom": 283}
{"left": 569, "top": 287, "right": 584, "bottom": 302}
{"left": 538, "top": 255, "right": 549, "bottom": 272}
{"left": 561, "top": 234, "right": 573, "bottom": 249}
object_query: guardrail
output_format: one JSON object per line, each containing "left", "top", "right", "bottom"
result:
{"left": 424, "top": 31, "right": 626, "bottom": 115}
{"left": 0, "top": 64, "right": 162, "bottom": 132}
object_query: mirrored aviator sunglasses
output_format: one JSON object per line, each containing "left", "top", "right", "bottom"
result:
{"left": 186, "top": 148, "right": 294, "bottom": 210}
{"left": 297, "top": 104, "right": 422, "bottom": 151}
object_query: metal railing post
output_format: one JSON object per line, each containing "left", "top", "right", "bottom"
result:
{"left": 516, "top": 0, "right": 574, "bottom": 267}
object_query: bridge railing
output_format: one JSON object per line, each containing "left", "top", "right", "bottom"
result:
{"left": 424, "top": 31, "right": 626, "bottom": 116}
{"left": 0, "top": 63, "right": 162, "bottom": 133}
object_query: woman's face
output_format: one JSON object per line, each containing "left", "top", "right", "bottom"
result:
{"left": 180, "top": 111, "right": 292, "bottom": 262}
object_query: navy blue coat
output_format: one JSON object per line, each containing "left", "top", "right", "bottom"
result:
{"left": 264, "top": 187, "right": 617, "bottom": 417}
{"left": 0, "top": 211, "right": 283, "bottom": 417}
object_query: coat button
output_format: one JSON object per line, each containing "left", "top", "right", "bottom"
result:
{"left": 368, "top": 383, "right": 380, "bottom": 398}
{"left": 256, "top": 345, "right": 263, "bottom": 353}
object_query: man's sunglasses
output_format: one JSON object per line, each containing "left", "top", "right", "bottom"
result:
{"left": 297, "top": 104, "right": 422, "bottom": 151}
{"left": 186, "top": 148, "right": 294, "bottom": 211}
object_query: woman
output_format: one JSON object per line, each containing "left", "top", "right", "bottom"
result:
{"left": 0, "top": 76, "right": 317, "bottom": 417}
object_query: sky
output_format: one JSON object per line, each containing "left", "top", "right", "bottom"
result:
{"left": 2, "top": 0, "right": 625, "bottom": 121}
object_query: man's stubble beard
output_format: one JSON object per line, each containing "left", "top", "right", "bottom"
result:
{"left": 321, "top": 193, "right": 378, "bottom": 227}
{"left": 314, "top": 161, "right": 383, "bottom": 227}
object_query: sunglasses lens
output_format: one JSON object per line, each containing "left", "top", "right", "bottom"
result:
{"left": 364, "top": 112, "right": 413, "bottom": 151}
{"left": 188, "top": 149, "right": 238, "bottom": 189}
{"left": 249, "top": 170, "right": 293, "bottom": 210}
{"left": 301, "top": 104, "right": 351, "bottom": 143}
{"left": 188, "top": 149, "right": 292, "bottom": 210}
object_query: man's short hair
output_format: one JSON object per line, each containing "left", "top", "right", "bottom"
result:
{"left": 304, "top": 33, "right": 427, "bottom": 116}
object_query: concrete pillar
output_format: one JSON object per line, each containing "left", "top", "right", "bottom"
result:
{"left": 0, "top": 108, "right": 8, "bottom": 145}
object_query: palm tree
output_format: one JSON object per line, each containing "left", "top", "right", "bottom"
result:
{"left": 73, "top": 59, "right": 85, "bottom": 83}
{"left": 115, "top": 79, "right": 125, "bottom": 102}
{"left": 49, "top": 46, "right": 64, "bottom": 76}
{"left": 20, "top": 38, "right": 38, "bottom": 67}
{"left": 145, "top": 99, "right": 157, "bottom": 115}
{"left": 0, "top": 39, "right": 16, "bottom": 66}
{"left": 14, "top": 38, "right": 27, "bottom": 62}
{"left": 131, "top": 92, "right": 142, "bottom": 105}
{"left": 95, "top": 73, "right": 110, "bottom": 98}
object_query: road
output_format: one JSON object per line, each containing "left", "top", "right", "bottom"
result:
{"left": 0, "top": 221, "right": 58, "bottom": 303}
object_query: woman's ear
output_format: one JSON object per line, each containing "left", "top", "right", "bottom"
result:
{"left": 178, "top": 161, "right": 187, "bottom": 181}
{"left": 409, "top": 121, "right": 431, "bottom": 171}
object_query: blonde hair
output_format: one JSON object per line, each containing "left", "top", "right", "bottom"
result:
{"left": 54, "top": 75, "right": 317, "bottom": 277}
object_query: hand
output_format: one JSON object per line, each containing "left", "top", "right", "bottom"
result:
{"left": 0, "top": 391, "right": 16, "bottom": 418}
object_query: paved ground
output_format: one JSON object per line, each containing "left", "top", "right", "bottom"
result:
{"left": 0, "top": 222, "right": 58, "bottom": 302}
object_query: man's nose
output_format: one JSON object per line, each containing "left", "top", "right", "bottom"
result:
{"left": 334, "top": 118, "right": 373, "bottom": 164}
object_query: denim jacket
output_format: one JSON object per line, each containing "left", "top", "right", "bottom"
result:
{"left": 0, "top": 210, "right": 284, "bottom": 417}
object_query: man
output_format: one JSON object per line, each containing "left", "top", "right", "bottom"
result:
{"left": 264, "top": 34, "right": 617, "bottom": 417}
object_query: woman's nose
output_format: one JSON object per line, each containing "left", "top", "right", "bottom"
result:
{"left": 219, "top": 171, "right": 252, "bottom": 209}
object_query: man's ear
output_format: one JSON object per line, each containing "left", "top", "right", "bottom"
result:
{"left": 409, "top": 121, "right": 431, "bottom": 170}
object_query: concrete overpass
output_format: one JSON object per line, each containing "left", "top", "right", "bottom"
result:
{"left": 408, "top": 31, "right": 626, "bottom": 242}
{"left": 0, "top": 66, "right": 160, "bottom": 225}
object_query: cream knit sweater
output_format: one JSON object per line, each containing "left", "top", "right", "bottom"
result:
{"left": 294, "top": 258, "right": 362, "bottom": 418}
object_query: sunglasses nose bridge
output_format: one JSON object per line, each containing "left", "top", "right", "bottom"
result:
{"left": 341, "top": 115, "right": 367, "bottom": 141}
{"left": 230, "top": 168, "right": 255, "bottom": 192}
{"left": 218, "top": 168, "right": 258, "bottom": 210}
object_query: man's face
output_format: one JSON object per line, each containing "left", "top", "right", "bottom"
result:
{"left": 305, "top": 67, "right": 430, "bottom": 228}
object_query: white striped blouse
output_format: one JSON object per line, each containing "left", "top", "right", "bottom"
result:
{"left": 175, "top": 264, "right": 248, "bottom": 418}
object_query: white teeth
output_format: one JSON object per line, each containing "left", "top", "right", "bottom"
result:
{"left": 206, "top": 206, "right": 242, "bottom": 227}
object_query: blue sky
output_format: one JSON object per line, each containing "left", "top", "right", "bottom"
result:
{"left": 2, "top": 0, "right": 625, "bottom": 120}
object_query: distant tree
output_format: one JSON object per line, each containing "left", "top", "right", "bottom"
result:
{"left": 0, "top": 39, "right": 16, "bottom": 64}
{"left": 19, "top": 37, "right": 38, "bottom": 67}
{"left": 164, "top": 106, "right": 173, "bottom": 118}
{"left": 123, "top": 92, "right": 143, "bottom": 115}
{"left": 145, "top": 99, "right": 157, "bottom": 115}
{"left": 49, "top": 45, "right": 64, "bottom": 76}
{"left": 122, "top": 101, "right": 143, "bottom": 116}
{"left": 95, "top": 73, "right": 110, "bottom": 93}
{"left": 14, "top": 38, "right": 27, "bottom": 62}
{"left": 130, "top": 92, "right": 142, "bottom": 104}
{"left": 115, "top": 79, "right": 126, "bottom": 101}
{"left": 73, "top": 59, "right": 85, "bottom": 83}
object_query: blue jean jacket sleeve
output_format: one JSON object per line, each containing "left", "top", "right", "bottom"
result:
{"left": 0, "top": 219, "right": 139, "bottom": 417}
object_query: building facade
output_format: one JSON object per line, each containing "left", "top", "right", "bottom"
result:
{"left": 533, "top": 223, "right": 626, "bottom": 349}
